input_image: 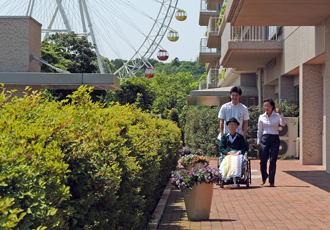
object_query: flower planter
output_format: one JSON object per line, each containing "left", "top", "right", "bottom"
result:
{"left": 183, "top": 182, "right": 214, "bottom": 221}
{"left": 185, "top": 162, "right": 204, "bottom": 171}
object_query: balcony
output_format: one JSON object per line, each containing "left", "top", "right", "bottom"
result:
{"left": 207, "top": 67, "right": 219, "bottom": 88}
{"left": 206, "top": 0, "right": 224, "bottom": 11}
{"left": 207, "top": 16, "right": 221, "bottom": 48}
{"left": 227, "top": 0, "right": 330, "bottom": 26}
{"left": 199, "top": 0, "right": 220, "bottom": 26}
{"left": 199, "top": 38, "right": 221, "bottom": 64}
{"left": 220, "top": 24, "right": 283, "bottom": 71}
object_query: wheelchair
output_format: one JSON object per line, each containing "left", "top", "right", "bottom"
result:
{"left": 217, "top": 152, "right": 251, "bottom": 188}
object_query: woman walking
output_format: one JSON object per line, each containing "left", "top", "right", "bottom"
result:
{"left": 257, "top": 98, "right": 286, "bottom": 187}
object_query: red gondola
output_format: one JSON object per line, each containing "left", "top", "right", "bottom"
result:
{"left": 145, "top": 67, "right": 156, "bottom": 78}
{"left": 157, "top": 49, "right": 169, "bottom": 61}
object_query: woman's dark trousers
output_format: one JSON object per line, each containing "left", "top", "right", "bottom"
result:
{"left": 260, "top": 134, "right": 280, "bottom": 184}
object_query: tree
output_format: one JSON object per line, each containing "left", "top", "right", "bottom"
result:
{"left": 151, "top": 71, "right": 199, "bottom": 116}
{"left": 40, "top": 42, "right": 70, "bottom": 72}
{"left": 171, "top": 57, "right": 180, "bottom": 67}
{"left": 100, "top": 56, "right": 116, "bottom": 73}
{"left": 41, "top": 32, "right": 98, "bottom": 73}
{"left": 102, "top": 76, "right": 155, "bottom": 111}
{"left": 40, "top": 32, "right": 104, "bottom": 101}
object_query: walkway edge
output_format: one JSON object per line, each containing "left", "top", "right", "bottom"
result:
{"left": 147, "top": 180, "right": 172, "bottom": 229}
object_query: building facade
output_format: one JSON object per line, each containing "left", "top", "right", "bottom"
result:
{"left": 190, "top": 0, "right": 330, "bottom": 173}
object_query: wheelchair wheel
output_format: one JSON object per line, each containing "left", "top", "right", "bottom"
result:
{"left": 219, "top": 180, "right": 224, "bottom": 188}
{"left": 245, "top": 159, "right": 251, "bottom": 188}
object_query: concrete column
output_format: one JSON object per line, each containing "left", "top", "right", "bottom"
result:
{"left": 279, "top": 75, "right": 295, "bottom": 102}
{"left": 322, "top": 64, "right": 327, "bottom": 168}
{"left": 324, "top": 16, "right": 330, "bottom": 173}
{"left": 256, "top": 68, "right": 263, "bottom": 110}
{"left": 299, "top": 64, "right": 323, "bottom": 165}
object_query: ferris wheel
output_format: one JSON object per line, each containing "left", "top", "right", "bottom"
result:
{"left": 0, "top": 0, "right": 187, "bottom": 78}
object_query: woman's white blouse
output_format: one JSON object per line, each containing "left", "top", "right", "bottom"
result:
{"left": 257, "top": 111, "right": 287, "bottom": 144}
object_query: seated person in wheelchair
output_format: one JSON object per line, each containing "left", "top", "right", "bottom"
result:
{"left": 219, "top": 117, "right": 248, "bottom": 187}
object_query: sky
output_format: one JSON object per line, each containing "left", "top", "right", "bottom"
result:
{"left": 0, "top": 0, "right": 207, "bottom": 63}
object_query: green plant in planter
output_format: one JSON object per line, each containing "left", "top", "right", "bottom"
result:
{"left": 179, "top": 148, "right": 204, "bottom": 157}
{"left": 180, "top": 154, "right": 209, "bottom": 167}
{"left": 170, "top": 167, "right": 222, "bottom": 190}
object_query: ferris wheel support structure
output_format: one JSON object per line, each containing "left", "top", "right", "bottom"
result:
{"left": 21, "top": 0, "right": 180, "bottom": 77}
{"left": 26, "top": 0, "right": 105, "bottom": 73}
{"left": 115, "top": 0, "right": 179, "bottom": 78}
{"left": 81, "top": 0, "right": 105, "bottom": 74}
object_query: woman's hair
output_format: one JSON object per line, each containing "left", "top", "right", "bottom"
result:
{"left": 263, "top": 98, "right": 275, "bottom": 111}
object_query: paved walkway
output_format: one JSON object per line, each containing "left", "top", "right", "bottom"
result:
{"left": 158, "top": 159, "right": 330, "bottom": 230}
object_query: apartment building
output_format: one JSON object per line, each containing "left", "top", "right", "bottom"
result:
{"left": 189, "top": 0, "right": 330, "bottom": 173}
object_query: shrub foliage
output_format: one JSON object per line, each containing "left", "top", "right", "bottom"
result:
{"left": 184, "top": 107, "right": 220, "bottom": 156}
{"left": 0, "top": 85, "right": 180, "bottom": 229}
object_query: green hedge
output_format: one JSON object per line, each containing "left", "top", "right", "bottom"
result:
{"left": 0, "top": 86, "right": 181, "bottom": 229}
{"left": 184, "top": 107, "right": 220, "bottom": 156}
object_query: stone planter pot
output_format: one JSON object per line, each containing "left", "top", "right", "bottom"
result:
{"left": 183, "top": 182, "right": 214, "bottom": 221}
{"left": 185, "top": 162, "right": 204, "bottom": 171}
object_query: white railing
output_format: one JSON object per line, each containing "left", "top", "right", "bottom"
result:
{"left": 230, "top": 26, "right": 279, "bottom": 41}
{"left": 207, "top": 67, "right": 219, "bottom": 85}
{"left": 208, "top": 16, "right": 219, "bottom": 34}
{"left": 199, "top": 79, "right": 207, "bottom": 90}
{"left": 200, "top": 0, "right": 218, "bottom": 12}
{"left": 200, "top": 38, "right": 219, "bottom": 53}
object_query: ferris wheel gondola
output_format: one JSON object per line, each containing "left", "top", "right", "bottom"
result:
{"left": 157, "top": 49, "right": 169, "bottom": 61}
{"left": 145, "top": 67, "right": 156, "bottom": 78}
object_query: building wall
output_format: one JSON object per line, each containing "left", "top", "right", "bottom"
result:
{"left": 282, "top": 26, "right": 325, "bottom": 75}
{"left": 264, "top": 25, "right": 326, "bottom": 86}
{"left": 28, "top": 18, "right": 42, "bottom": 72}
{"left": 0, "top": 17, "right": 41, "bottom": 72}
{"left": 240, "top": 73, "right": 256, "bottom": 86}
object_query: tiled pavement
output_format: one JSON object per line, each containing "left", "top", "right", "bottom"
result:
{"left": 158, "top": 159, "right": 330, "bottom": 230}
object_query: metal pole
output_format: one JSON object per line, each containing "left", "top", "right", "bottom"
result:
{"left": 26, "top": 0, "right": 35, "bottom": 16}
{"left": 81, "top": 0, "right": 105, "bottom": 74}
{"left": 55, "top": 0, "right": 72, "bottom": 32}
{"left": 79, "top": 0, "right": 87, "bottom": 33}
{"left": 44, "top": 3, "right": 60, "bottom": 40}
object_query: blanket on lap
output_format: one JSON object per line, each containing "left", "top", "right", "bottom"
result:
{"left": 219, "top": 155, "right": 246, "bottom": 180}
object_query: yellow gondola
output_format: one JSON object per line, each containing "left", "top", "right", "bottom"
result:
{"left": 175, "top": 9, "right": 187, "bottom": 21}
{"left": 167, "top": 30, "right": 179, "bottom": 42}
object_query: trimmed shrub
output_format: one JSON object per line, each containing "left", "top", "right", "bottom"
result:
{"left": 0, "top": 86, "right": 181, "bottom": 229}
{"left": 0, "top": 196, "right": 26, "bottom": 229}
{"left": 0, "top": 88, "right": 71, "bottom": 229}
{"left": 169, "top": 108, "right": 179, "bottom": 126}
{"left": 184, "top": 107, "right": 220, "bottom": 156}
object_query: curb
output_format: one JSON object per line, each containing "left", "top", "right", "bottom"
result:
{"left": 147, "top": 180, "right": 172, "bottom": 229}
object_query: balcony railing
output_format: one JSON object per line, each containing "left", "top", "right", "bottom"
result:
{"left": 229, "top": 26, "right": 280, "bottom": 41}
{"left": 207, "top": 67, "right": 219, "bottom": 86}
{"left": 200, "top": 38, "right": 219, "bottom": 53}
{"left": 199, "top": 79, "right": 207, "bottom": 90}
{"left": 200, "top": 0, "right": 219, "bottom": 12}
{"left": 208, "top": 16, "right": 219, "bottom": 34}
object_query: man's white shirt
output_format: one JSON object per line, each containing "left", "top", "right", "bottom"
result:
{"left": 218, "top": 102, "right": 249, "bottom": 138}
